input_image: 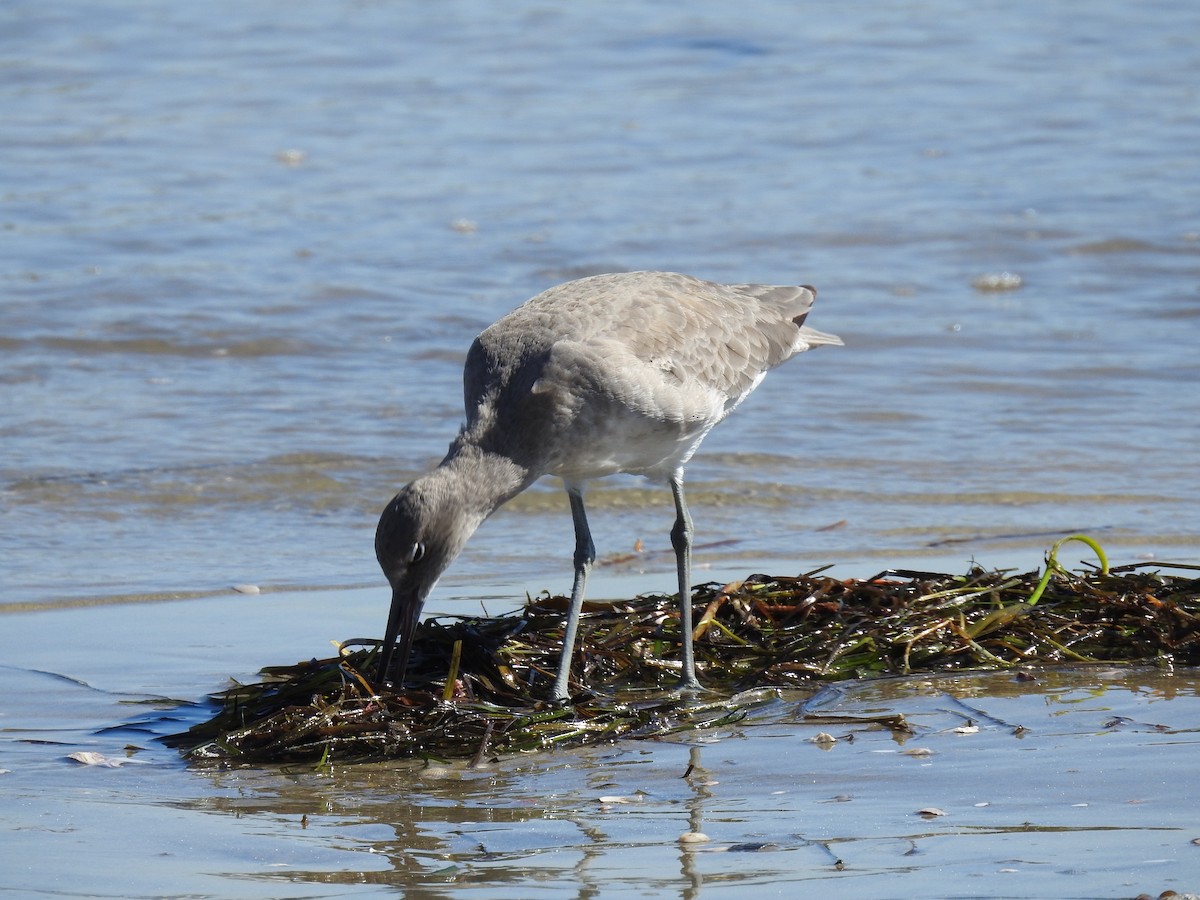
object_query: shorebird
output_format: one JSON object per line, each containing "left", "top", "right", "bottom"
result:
{"left": 374, "top": 271, "right": 841, "bottom": 701}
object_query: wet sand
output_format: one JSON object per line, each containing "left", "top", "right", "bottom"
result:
{"left": 3, "top": 575, "right": 1199, "bottom": 898}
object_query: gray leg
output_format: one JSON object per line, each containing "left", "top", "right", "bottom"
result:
{"left": 670, "top": 473, "right": 701, "bottom": 690}
{"left": 552, "top": 483, "right": 595, "bottom": 702}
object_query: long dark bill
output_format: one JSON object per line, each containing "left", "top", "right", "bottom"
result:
{"left": 376, "top": 587, "right": 423, "bottom": 690}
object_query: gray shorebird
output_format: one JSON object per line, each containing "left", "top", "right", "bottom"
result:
{"left": 374, "top": 271, "right": 841, "bottom": 701}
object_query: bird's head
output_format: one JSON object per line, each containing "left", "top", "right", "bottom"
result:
{"left": 373, "top": 475, "right": 480, "bottom": 689}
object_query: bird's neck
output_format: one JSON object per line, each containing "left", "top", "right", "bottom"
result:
{"left": 436, "top": 438, "right": 532, "bottom": 519}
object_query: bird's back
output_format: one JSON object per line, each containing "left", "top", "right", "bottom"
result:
{"left": 458, "top": 272, "right": 840, "bottom": 479}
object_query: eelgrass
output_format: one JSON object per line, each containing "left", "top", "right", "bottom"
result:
{"left": 167, "top": 542, "right": 1200, "bottom": 764}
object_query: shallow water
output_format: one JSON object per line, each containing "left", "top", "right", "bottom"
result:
{"left": 3, "top": 0, "right": 1198, "bottom": 610}
{"left": 2, "top": 2, "right": 1199, "bottom": 896}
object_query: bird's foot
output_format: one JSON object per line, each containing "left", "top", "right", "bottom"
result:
{"left": 667, "top": 676, "right": 721, "bottom": 703}
{"left": 543, "top": 683, "right": 598, "bottom": 708}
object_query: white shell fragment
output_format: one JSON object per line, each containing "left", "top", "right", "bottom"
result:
{"left": 67, "top": 751, "right": 148, "bottom": 768}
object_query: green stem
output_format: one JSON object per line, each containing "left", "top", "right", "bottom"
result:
{"left": 1026, "top": 534, "right": 1110, "bottom": 606}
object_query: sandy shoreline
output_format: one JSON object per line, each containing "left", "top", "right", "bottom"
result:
{"left": 4, "top": 573, "right": 1200, "bottom": 897}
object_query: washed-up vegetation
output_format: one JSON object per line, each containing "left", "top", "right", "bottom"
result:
{"left": 167, "top": 537, "right": 1200, "bottom": 763}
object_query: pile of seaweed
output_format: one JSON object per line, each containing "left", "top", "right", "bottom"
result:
{"left": 167, "top": 538, "right": 1200, "bottom": 764}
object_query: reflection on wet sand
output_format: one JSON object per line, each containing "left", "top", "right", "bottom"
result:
{"left": 139, "top": 666, "right": 1200, "bottom": 896}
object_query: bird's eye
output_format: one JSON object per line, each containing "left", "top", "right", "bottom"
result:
{"left": 407, "top": 542, "right": 426, "bottom": 564}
